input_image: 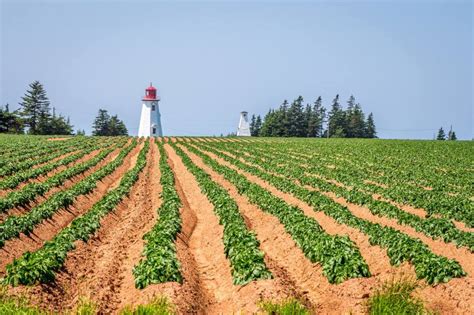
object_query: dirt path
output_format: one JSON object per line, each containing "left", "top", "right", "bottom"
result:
{"left": 189, "top": 143, "right": 474, "bottom": 315}
{"left": 0, "top": 142, "right": 141, "bottom": 275}
{"left": 165, "top": 144, "right": 289, "bottom": 314}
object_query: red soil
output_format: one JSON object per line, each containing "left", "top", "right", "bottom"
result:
{"left": 189, "top": 143, "right": 474, "bottom": 315}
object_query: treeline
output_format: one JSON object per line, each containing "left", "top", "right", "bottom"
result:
{"left": 92, "top": 109, "right": 128, "bottom": 136}
{"left": 437, "top": 127, "right": 457, "bottom": 141}
{"left": 1, "top": 81, "right": 73, "bottom": 135}
{"left": 250, "top": 94, "right": 376, "bottom": 138}
{"left": 1, "top": 81, "right": 128, "bottom": 136}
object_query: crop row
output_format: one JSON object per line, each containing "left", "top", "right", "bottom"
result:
{"left": 180, "top": 142, "right": 371, "bottom": 284}
{"left": 0, "top": 137, "right": 86, "bottom": 167}
{"left": 0, "top": 139, "right": 138, "bottom": 248}
{"left": 186, "top": 140, "right": 466, "bottom": 285}
{"left": 0, "top": 139, "right": 125, "bottom": 213}
{"left": 243, "top": 140, "right": 473, "bottom": 223}
{"left": 0, "top": 138, "right": 102, "bottom": 177}
{"left": 133, "top": 140, "right": 183, "bottom": 288}
{"left": 3, "top": 140, "right": 149, "bottom": 286}
{"left": 204, "top": 141, "right": 474, "bottom": 251}
{"left": 0, "top": 140, "right": 115, "bottom": 190}
{"left": 171, "top": 142, "right": 273, "bottom": 285}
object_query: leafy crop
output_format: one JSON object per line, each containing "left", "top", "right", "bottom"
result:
{"left": 133, "top": 140, "right": 182, "bottom": 288}
{"left": 3, "top": 140, "right": 149, "bottom": 286}
{"left": 171, "top": 142, "right": 272, "bottom": 285}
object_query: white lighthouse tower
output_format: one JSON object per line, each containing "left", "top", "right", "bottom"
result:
{"left": 138, "top": 83, "right": 163, "bottom": 137}
{"left": 237, "top": 111, "right": 251, "bottom": 136}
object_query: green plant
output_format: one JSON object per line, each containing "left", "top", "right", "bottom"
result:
{"left": 119, "top": 297, "right": 174, "bottom": 315}
{"left": 3, "top": 140, "right": 149, "bottom": 286}
{"left": 367, "top": 277, "right": 427, "bottom": 315}
{"left": 74, "top": 297, "right": 98, "bottom": 315}
{"left": 0, "top": 286, "right": 49, "bottom": 314}
{"left": 259, "top": 298, "right": 311, "bottom": 315}
{"left": 171, "top": 142, "right": 272, "bottom": 285}
{"left": 133, "top": 141, "right": 183, "bottom": 288}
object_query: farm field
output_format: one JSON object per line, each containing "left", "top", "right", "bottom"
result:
{"left": 0, "top": 134, "right": 472, "bottom": 314}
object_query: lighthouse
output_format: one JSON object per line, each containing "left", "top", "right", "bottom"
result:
{"left": 237, "top": 111, "right": 251, "bottom": 136}
{"left": 138, "top": 83, "right": 163, "bottom": 137}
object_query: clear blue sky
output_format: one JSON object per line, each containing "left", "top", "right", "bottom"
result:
{"left": 1, "top": 0, "right": 472, "bottom": 139}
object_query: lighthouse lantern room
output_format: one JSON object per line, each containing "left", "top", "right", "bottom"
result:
{"left": 138, "top": 83, "right": 163, "bottom": 137}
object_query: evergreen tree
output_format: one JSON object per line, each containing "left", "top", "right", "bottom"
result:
{"left": 92, "top": 109, "right": 111, "bottom": 136}
{"left": 287, "top": 96, "right": 305, "bottom": 137}
{"left": 250, "top": 114, "right": 256, "bottom": 136}
{"left": 259, "top": 110, "right": 275, "bottom": 137}
{"left": 447, "top": 127, "right": 457, "bottom": 140}
{"left": 0, "top": 104, "right": 24, "bottom": 134}
{"left": 436, "top": 127, "right": 446, "bottom": 140}
{"left": 254, "top": 115, "right": 262, "bottom": 137}
{"left": 365, "top": 113, "right": 377, "bottom": 138}
{"left": 278, "top": 100, "right": 290, "bottom": 136}
{"left": 327, "top": 94, "right": 346, "bottom": 137}
{"left": 312, "top": 96, "right": 326, "bottom": 137}
{"left": 304, "top": 104, "right": 314, "bottom": 137}
{"left": 108, "top": 115, "right": 128, "bottom": 136}
{"left": 49, "top": 111, "right": 73, "bottom": 135}
{"left": 19, "top": 81, "right": 50, "bottom": 134}
{"left": 76, "top": 129, "right": 86, "bottom": 136}
{"left": 347, "top": 103, "right": 366, "bottom": 138}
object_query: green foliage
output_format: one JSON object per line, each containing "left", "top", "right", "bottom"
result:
{"left": 0, "top": 286, "right": 48, "bottom": 315}
{"left": 92, "top": 109, "right": 128, "bottom": 136}
{"left": 3, "top": 140, "right": 148, "bottom": 286}
{"left": 367, "top": 277, "right": 427, "bottom": 315}
{"left": 119, "top": 297, "right": 175, "bottom": 315}
{"left": 259, "top": 298, "right": 311, "bottom": 315}
{"left": 133, "top": 141, "right": 182, "bottom": 289}
{"left": 171, "top": 142, "right": 272, "bottom": 285}
{"left": 192, "top": 139, "right": 467, "bottom": 285}
{"left": 0, "top": 104, "right": 24, "bottom": 134}
{"left": 182, "top": 141, "right": 371, "bottom": 284}
{"left": 0, "top": 139, "right": 126, "bottom": 214}
{"left": 259, "top": 94, "right": 375, "bottom": 138}
{"left": 18, "top": 81, "right": 73, "bottom": 135}
{"left": 74, "top": 297, "right": 98, "bottom": 315}
{"left": 436, "top": 127, "right": 446, "bottom": 140}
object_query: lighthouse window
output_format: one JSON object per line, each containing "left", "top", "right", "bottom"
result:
{"left": 152, "top": 105, "right": 155, "bottom": 111}
{"left": 152, "top": 127, "right": 156, "bottom": 134}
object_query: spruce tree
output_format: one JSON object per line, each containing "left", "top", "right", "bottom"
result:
{"left": 436, "top": 127, "right": 446, "bottom": 140}
{"left": 108, "top": 115, "right": 128, "bottom": 136}
{"left": 305, "top": 104, "right": 315, "bottom": 137}
{"left": 278, "top": 100, "right": 290, "bottom": 136}
{"left": 254, "top": 115, "right": 262, "bottom": 137}
{"left": 328, "top": 94, "right": 346, "bottom": 138}
{"left": 92, "top": 109, "right": 111, "bottom": 136}
{"left": 19, "top": 81, "right": 50, "bottom": 134}
{"left": 0, "top": 104, "right": 24, "bottom": 134}
{"left": 250, "top": 114, "right": 256, "bottom": 136}
{"left": 447, "top": 127, "right": 457, "bottom": 140}
{"left": 365, "top": 113, "right": 377, "bottom": 138}
{"left": 312, "top": 96, "right": 325, "bottom": 137}
{"left": 288, "top": 96, "right": 305, "bottom": 137}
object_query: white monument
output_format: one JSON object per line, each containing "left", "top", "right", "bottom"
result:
{"left": 138, "top": 83, "right": 163, "bottom": 137}
{"left": 237, "top": 111, "right": 251, "bottom": 136}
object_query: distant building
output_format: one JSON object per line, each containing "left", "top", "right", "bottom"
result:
{"left": 237, "top": 111, "right": 251, "bottom": 136}
{"left": 138, "top": 83, "right": 163, "bottom": 137}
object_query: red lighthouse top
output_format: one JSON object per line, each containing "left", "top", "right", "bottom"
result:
{"left": 143, "top": 83, "right": 158, "bottom": 101}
